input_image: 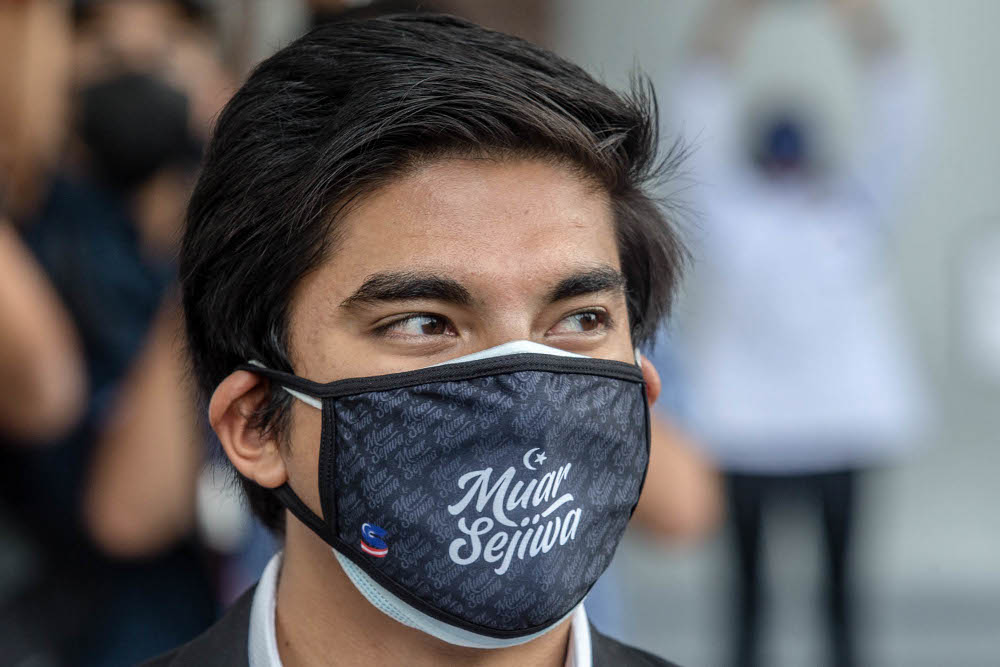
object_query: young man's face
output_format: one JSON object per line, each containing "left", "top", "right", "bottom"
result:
{"left": 280, "top": 157, "right": 635, "bottom": 514}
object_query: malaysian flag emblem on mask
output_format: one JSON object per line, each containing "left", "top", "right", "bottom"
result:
{"left": 360, "top": 522, "right": 389, "bottom": 558}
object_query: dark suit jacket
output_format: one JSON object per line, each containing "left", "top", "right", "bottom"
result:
{"left": 141, "top": 587, "right": 680, "bottom": 666}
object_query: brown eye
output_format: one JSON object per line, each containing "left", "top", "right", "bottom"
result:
{"left": 416, "top": 315, "right": 448, "bottom": 335}
{"left": 379, "top": 314, "right": 457, "bottom": 338}
{"left": 574, "top": 312, "right": 601, "bottom": 331}
{"left": 549, "top": 310, "right": 610, "bottom": 335}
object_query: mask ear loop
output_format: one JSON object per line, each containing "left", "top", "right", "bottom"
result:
{"left": 245, "top": 360, "right": 333, "bottom": 539}
{"left": 247, "top": 359, "right": 322, "bottom": 409}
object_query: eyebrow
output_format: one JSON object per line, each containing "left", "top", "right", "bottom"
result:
{"left": 339, "top": 265, "right": 627, "bottom": 310}
{"left": 547, "top": 266, "right": 627, "bottom": 303}
{"left": 340, "top": 271, "right": 473, "bottom": 309}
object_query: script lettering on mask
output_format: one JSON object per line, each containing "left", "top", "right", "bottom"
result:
{"left": 446, "top": 449, "right": 582, "bottom": 575}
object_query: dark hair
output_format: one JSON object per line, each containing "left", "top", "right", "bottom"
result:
{"left": 181, "top": 14, "right": 686, "bottom": 532}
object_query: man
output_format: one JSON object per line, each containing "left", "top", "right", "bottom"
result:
{"left": 147, "top": 14, "right": 685, "bottom": 666}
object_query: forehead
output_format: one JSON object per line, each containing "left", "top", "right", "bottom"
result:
{"left": 309, "top": 157, "right": 619, "bottom": 303}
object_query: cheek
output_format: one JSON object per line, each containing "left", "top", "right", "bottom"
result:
{"left": 284, "top": 400, "right": 325, "bottom": 515}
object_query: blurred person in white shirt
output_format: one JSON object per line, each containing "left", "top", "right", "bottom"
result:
{"left": 670, "top": 1, "right": 929, "bottom": 666}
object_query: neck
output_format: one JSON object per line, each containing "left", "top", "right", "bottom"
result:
{"left": 275, "top": 517, "right": 572, "bottom": 667}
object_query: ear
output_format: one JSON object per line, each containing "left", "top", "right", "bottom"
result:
{"left": 208, "top": 370, "right": 288, "bottom": 489}
{"left": 639, "top": 353, "right": 662, "bottom": 406}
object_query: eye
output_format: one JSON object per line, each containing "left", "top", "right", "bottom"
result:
{"left": 375, "top": 314, "right": 457, "bottom": 338}
{"left": 548, "top": 309, "right": 611, "bottom": 336}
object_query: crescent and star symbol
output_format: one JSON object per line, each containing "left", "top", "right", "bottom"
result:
{"left": 522, "top": 448, "right": 548, "bottom": 470}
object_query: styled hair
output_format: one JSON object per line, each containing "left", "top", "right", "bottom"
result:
{"left": 181, "top": 14, "right": 686, "bottom": 531}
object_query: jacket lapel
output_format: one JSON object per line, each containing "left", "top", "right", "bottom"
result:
{"left": 165, "top": 586, "right": 255, "bottom": 666}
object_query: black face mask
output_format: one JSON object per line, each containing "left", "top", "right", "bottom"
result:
{"left": 243, "top": 341, "right": 650, "bottom": 648}
{"left": 78, "top": 71, "right": 200, "bottom": 193}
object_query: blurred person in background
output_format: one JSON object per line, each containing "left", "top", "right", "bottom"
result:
{"left": 632, "top": 420, "right": 722, "bottom": 545}
{"left": 0, "top": 0, "right": 72, "bottom": 218}
{"left": 308, "top": 0, "right": 439, "bottom": 25}
{"left": 0, "top": 70, "right": 215, "bottom": 667}
{"left": 670, "top": 1, "right": 928, "bottom": 666}
{"left": 71, "top": 0, "right": 234, "bottom": 140}
{"left": 0, "top": 1, "right": 237, "bottom": 664}
{"left": 307, "top": 0, "right": 553, "bottom": 55}
{"left": 632, "top": 334, "right": 722, "bottom": 544}
{"left": 0, "top": 221, "right": 86, "bottom": 443}
{"left": 0, "top": 1, "right": 84, "bottom": 442}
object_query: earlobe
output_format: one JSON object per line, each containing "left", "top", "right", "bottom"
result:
{"left": 639, "top": 354, "right": 662, "bottom": 406}
{"left": 208, "top": 370, "right": 288, "bottom": 489}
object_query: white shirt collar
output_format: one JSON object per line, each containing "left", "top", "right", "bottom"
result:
{"left": 248, "top": 551, "right": 592, "bottom": 667}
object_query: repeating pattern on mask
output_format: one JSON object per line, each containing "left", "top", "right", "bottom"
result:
{"left": 331, "top": 370, "right": 648, "bottom": 632}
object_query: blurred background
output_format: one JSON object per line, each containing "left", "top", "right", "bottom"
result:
{"left": 0, "top": 1, "right": 997, "bottom": 666}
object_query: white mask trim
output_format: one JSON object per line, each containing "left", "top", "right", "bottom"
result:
{"left": 250, "top": 341, "right": 601, "bottom": 412}
{"left": 431, "top": 339, "right": 586, "bottom": 366}
{"left": 333, "top": 548, "right": 576, "bottom": 649}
